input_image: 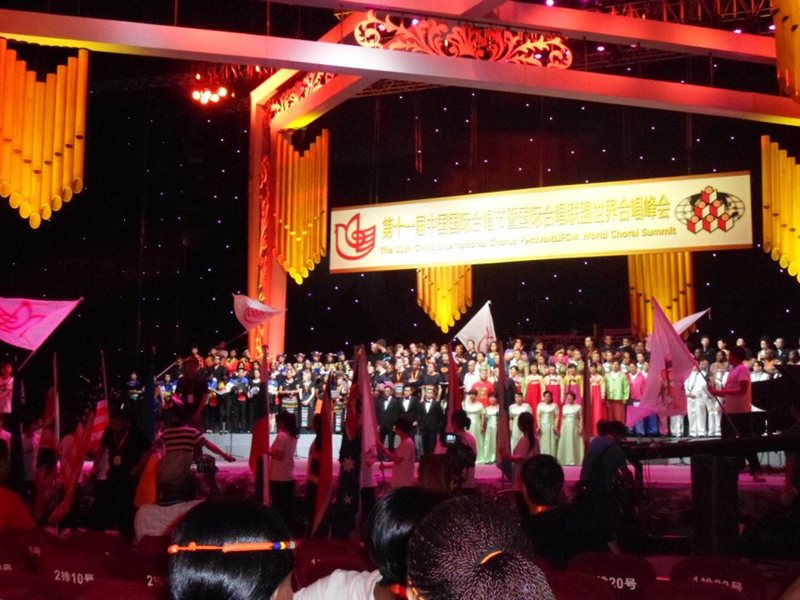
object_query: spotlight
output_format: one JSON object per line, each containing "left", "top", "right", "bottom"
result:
{"left": 218, "top": 86, "right": 228, "bottom": 97}
{"left": 211, "top": 93, "right": 220, "bottom": 103}
{"left": 545, "top": 0, "right": 555, "bottom": 6}
{"left": 195, "top": 73, "right": 201, "bottom": 80}
{"left": 192, "top": 90, "right": 201, "bottom": 100}
{"left": 769, "top": 23, "right": 776, "bottom": 30}
{"left": 733, "top": 28, "right": 742, "bottom": 33}
{"left": 597, "top": 45, "right": 605, "bottom": 52}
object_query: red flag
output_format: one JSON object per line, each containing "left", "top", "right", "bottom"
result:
{"left": 311, "top": 373, "right": 334, "bottom": 536}
{"left": 50, "top": 413, "right": 95, "bottom": 523}
{"left": 633, "top": 297, "right": 698, "bottom": 425}
{"left": 0, "top": 297, "right": 81, "bottom": 351}
{"left": 357, "top": 346, "right": 378, "bottom": 455}
{"left": 249, "top": 415, "right": 270, "bottom": 475}
{"left": 88, "top": 398, "right": 108, "bottom": 452}
{"left": 495, "top": 342, "right": 511, "bottom": 465}
{"left": 344, "top": 377, "right": 360, "bottom": 441}
{"left": 445, "top": 345, "right": 463, "bottom": 432}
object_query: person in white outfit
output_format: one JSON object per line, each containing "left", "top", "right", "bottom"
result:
{"left": 685, "top": 360, "right": 712, "bottom": 437}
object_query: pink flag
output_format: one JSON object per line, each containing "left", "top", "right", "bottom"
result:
{"left": 0, "top": 297, "right": 81, "bottom": 351}
{"left": 232, "top": 294, "right": 283, "bottom": 330}
{"left": 632, "top": 298, "right": 698, "bottom": 425}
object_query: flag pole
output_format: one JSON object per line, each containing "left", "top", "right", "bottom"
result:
{"left": 17, "top": 346, "right": 42, "bottom": 372}
{"left": 100, "top": 350, "right": 109, "bottom": 399}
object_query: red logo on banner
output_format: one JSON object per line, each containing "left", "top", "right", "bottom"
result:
{"left": 0, "top": 301, "right": 45, "bottom": 338}
{"left": 335, "top": 213, "right": 376, "bottom": 260}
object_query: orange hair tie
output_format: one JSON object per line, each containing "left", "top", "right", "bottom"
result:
{"left": 167, "top": 540, "right": 296, "bottom": 554}
{"left": 479, "top": 549, "right": 504, "bottom": 566}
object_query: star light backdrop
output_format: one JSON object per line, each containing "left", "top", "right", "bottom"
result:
{"left": 2, "top": 47, "right": 800, "bottom": 402}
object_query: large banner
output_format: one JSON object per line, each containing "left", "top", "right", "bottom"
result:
{"left": 329, "top": 171, "right": 752, "bottom": 273}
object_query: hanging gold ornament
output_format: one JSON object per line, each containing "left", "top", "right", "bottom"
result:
{"left": 628, "top": 251, "right": 695, "bottom": 337}
{"left": 416, "top": 265, "right": 473, "bottom": 333}
{"left": 761, "top": 135, "right": 800, "bottom": 282}
{"left": 0, "top": 40, "right": 88, "bottom": 228}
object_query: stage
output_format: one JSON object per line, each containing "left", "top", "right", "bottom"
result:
{"left": 208, "top": 432, "right": 788, "bottom": 494}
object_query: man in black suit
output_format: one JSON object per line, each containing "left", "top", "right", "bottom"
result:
{"left": 416, "top": 385, "right": 445, "bottom": 456}
{"left": 375, "top": 384, "right": 401, "bottom": 455}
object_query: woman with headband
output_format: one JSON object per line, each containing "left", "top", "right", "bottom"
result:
{"left": 169, "top": 498, "right": 295, "bottom": 600}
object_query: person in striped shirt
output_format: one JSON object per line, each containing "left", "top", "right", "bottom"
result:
{"left": 156, "top": 407, "right": 234, "bottom": 503}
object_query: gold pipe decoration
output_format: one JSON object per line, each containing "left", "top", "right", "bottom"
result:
{"left": 62, "top": 56, "right": 77, "bottom": 203}
{"left": 415, "top": 265, "right": 473, "bottom": 333}
{"left": 773, "top": 0, "right": 800, "bottom": 102}
{"left": 40, "top": 73, "right": 55, "bottom": 222}
{"left": 761, "top": 135, "right": 800, "bottom": 281}
{"left": 270, "top": 130, "right": 330, "bottom": 284}
{"left": 8, "top": 60, "right": 25, "bottom": 210}
{"left": 0, "top": 41, "right": 89, "bottom": 228}
{"left": 52, "top": 64, "right": 66, "bottom": 212}
{"left": 628, "top": 251, "right": 696, "bottom": 337}
{"left": 19, "top": 70, "right": 35, "bottom": 220}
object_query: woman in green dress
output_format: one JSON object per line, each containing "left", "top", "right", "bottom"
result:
{"left": 480, "top": 393, "right": 500, "bottom": 464}
{"left": 537, "top": 390, "right": 559, "bottom": 457}
{"left": 556, "top": 391, "right": 584, "bottom": 466}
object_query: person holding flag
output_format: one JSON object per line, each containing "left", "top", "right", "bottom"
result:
{"left": 710, "top": 346, "right": 766, "bottom": 481}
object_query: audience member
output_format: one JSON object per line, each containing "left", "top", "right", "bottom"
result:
{"left": 520, "top": 455, "right": 608, "bottom": 568}
{"left": 294, "top": 487, "right": 442, "bottom": 600}
{"left": 406, "top": 495, "right": 555, "bottom": 600}
{"left": 169, "top": 497, "right": 295, "bottom": 600}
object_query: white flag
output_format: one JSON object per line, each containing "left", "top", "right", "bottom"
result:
{"left": 232, "top": 294, "right": 283, "bottom": 330}
{"left": 640, "top": 297, "right": 698, "bottom": 418}
{"left": 455, "top": 301, "right": 497, "bottom": 353}
{"left": 672, "top": 307, "right": 710, "bottom": 335}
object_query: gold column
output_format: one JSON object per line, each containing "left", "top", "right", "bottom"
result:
{"left": 628, "top": 251, "right": 696, "bottom": 337}
{"left": 0, "top": 41, "right": 89, "bottom": 228}
{"left": 416, "top": 265, "right": 473, "bottom": 333}
{"left": 761, "top": 135, "right": 800, "bottom": 281}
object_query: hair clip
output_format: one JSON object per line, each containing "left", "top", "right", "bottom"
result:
{"left": 167, "top": 540, "right": 296, "bottom": 554}
{"left": 478, "top": 549, "right": 505, "bottom": 566}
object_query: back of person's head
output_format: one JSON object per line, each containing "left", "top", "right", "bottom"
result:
{"left": 406, "top": 496, "right": 554, "bottom": 600}
{"left": 595, "top": 419, "right": 611, "bottom": 436}
{"left": 169, "top": 498, "right": 294, "bottom": 600}
{"left": 165, "top": 406, "right": 188, "bottom": 428}
{"left": 363, "top": 487, "right": 442, "bottom": 586}
{"left": 452, "top": 410, "right": 470, "bottom": 431}
{"left": 517, "top": 412, "right": 535, "bottom": 442}
{"left": 522, "top": 455, "right": 564, "bottom": 507}
{"left": 729, "top": 345, "right": 747, "bottom": 362}
{"left": 275, "top": 411, "right": 299, "bottom": 438}
{"left": 394, "top": 416, "right": 413, "bottom": 435}
{"left": 606, "top": 420, "right": 628, "bottom": 439}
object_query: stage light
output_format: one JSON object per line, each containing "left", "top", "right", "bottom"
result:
{"left": 192, "top": 90, "right": 201, "bottom": 100}
{"left": 218, "top": 86, "right": 228, "bottom": 97}
{"left": 545, "top": 0, "right": 555, "bottom": 6}
{"left": 597, "top": 45, "right": 605, "bottom": 52}
{"left": 195, "top": 72, "right": 201, "bottom": 80}
{"left": 211, "top": 93, "right": 220, "bottom": 103}
{"left": 769, "top": 24, "right": 776, "bottom": 30}
{"left": 733, "top": 28, "right": 742, "bottom": 33}
{"left": 411, "top": 18, "right": 420, "bottom": 25}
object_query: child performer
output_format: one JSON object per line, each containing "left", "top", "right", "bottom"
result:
{"left": 544, "top": 365, "right": 564, "bottom": 409}
{"left": 589, "top": 364, "right": 605, "bottom": 436}
{"left": 563, "top": 364, "right": 584, "bottom": 406}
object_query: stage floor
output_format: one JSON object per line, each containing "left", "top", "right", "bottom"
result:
{"left": 210, "top": 432, "right": 787, "bottom": 491}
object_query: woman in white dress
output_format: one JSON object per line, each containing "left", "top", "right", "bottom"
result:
{"left": 537, "top": 390, "right": 559, "bottom": 457}
{"left": 509, "top": 391, "right": 532, "bottom": 450}
{"left": 556, "top": 391, "right": 584, "bottom": 466}
{"left": 463, "top": 391, "right": 486, "bottom": 461}
{"left": 480, "top": 393, "right": 500, "bottom": 464}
